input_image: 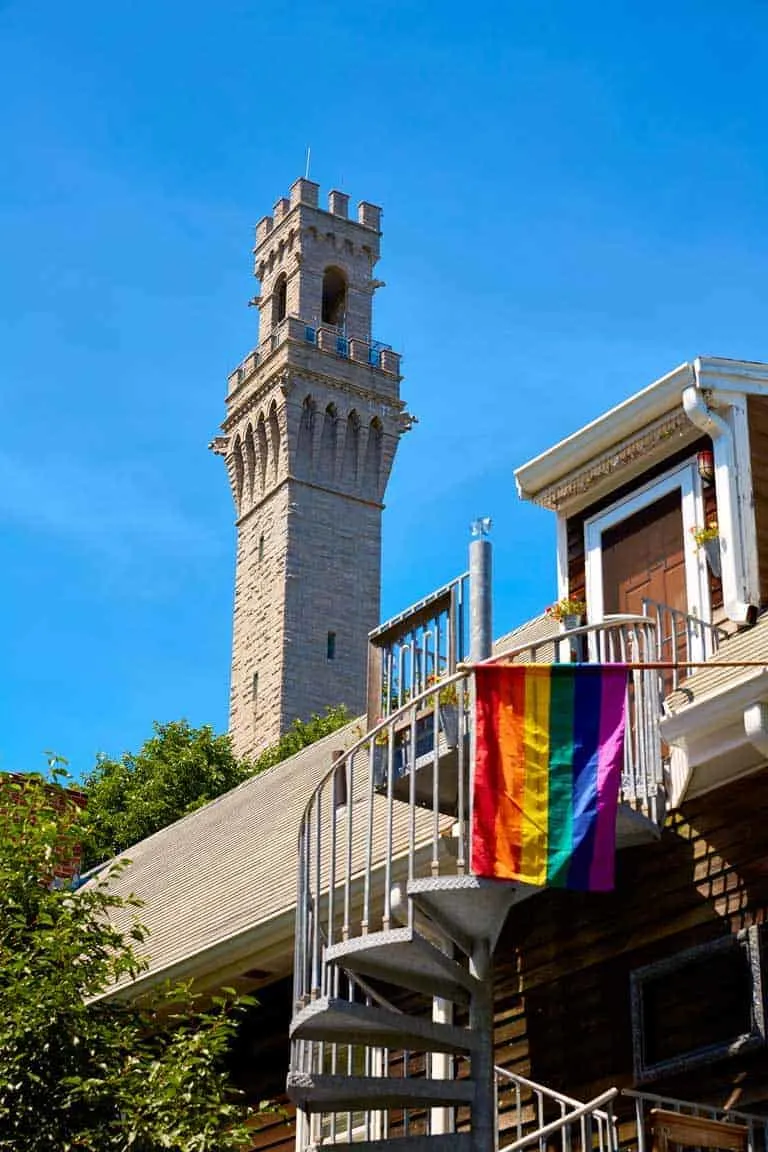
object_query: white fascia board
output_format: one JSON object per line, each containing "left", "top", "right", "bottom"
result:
{"left": 515, "top": 355, "right": 768, "bottom": 503}
{"left": 102, "top": 908, "right": 297, "bottom": 1002}
{"left": 514, "top": 362, "right": 694, "bottom": 501}
{"left": 695, "top": 356, "right": 768, "bottom": 395}
{"left": 660, "top": 668, "right": 768, "bottom": 750}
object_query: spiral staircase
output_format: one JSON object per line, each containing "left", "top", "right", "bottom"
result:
{"left": 286, "top": 614, "right": 666, "bottom": 1152}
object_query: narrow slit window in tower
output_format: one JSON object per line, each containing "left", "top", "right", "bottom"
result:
{"left": 258, "top": 534, "right": 265, "bottom": 562}
{"left": 252, "top": 671, "right": 259, "bottom": 702}
{"left": 327, "top": 631, "right": 336, "bottom": 661}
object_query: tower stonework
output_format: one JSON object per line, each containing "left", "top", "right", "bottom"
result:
{"left": 215, "top": 178, "right": 411, "bottom": 760}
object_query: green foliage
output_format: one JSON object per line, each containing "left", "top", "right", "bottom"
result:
{"left": 83, "top": 708, "right": 351, "bottom": 867}
{"left": 0, "top": 770, "right": 254, "bottom": 1151}
{"left": 82, "top": 721, "right": 251, "bottom": 868}
{"left": 248, "top": 704, "right": 350, "bottom": 776}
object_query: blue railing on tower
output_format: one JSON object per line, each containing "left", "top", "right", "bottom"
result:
{"left": 369, "top": 339, "right": 391, "bottom": 368}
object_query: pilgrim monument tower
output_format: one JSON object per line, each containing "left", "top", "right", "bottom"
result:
{"left": 213, "top": 178, "right": 409, "bottom": 759}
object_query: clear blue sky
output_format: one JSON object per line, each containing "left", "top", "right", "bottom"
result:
{"left": 2, "top": 0, "right": 767, "bottom": 775}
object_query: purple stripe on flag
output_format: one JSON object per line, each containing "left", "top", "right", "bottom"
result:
{"left": 587, "top": 667, "right": 627, "bottom": 891}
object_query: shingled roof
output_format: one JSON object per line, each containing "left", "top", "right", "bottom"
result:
{"left": 98, "top": 720, "right": 364, "bottom": 995}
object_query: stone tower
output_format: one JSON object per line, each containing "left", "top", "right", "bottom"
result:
{"left": 214, "top": 177, "right": 411, "bottom": 760}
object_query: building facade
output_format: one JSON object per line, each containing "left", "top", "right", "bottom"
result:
{"left": 214, "top": 178, "right": 412, "bottom": 759}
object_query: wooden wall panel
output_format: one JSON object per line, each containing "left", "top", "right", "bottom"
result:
{"left": 492, "top": 767, "right": 768, "bottom": 1124}
{"left": 246, "top": 1100, "right": 296, "bottom": 1152}
{"left": 748, "top": 396, "right": 768, "bottom": 608}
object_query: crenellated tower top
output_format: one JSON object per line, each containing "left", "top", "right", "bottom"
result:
{"left": 252, "top": 177, "right": 384, "bottom": 351}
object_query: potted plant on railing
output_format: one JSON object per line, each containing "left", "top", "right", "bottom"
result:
{"left": 545, "top": 597, "right": 587, "bottom": 631}
{"left": 372, "top": 727, "right": 407, "bottom": 788}
{"left": 691, "top": 521, "right": 721, "bottom": 578}
{"left": 435, "top": 678, "right": 460, "bottom": 750}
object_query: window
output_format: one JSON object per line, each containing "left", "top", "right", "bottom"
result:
{"left": 327, "top": 631, "right": 336, "bottom": 661}
{"left": 321, "top": 266, "right": 347, "bottom": 328}
{"left": 272, "top": 273, "right": 287, "bottom": 327}
{"left": 251, "top": 671, "right": 259, "bottom": 703}
{"left": 258, "top": 534, "right": 264, "bottom": 562}
{"left": 630, "top": 928, "right": 765, "bottom": 1083}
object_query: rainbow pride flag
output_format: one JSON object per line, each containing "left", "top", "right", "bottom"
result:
{"left": 471, "top": 664, "right": 627, "bottom": 891}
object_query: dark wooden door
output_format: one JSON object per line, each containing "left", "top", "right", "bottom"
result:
{"left": 601, "top": 489, "right": 686, "bottom": 677}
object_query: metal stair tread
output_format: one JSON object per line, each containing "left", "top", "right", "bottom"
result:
{"left": 286, "top": 1071, "right": 475, "bottom": 1112}
{"left": 407, "top": 876, "right": 524, "bottom": 953}
{"left": 325, "top": 927, "right": 477, "bottom": 1003}
{"left": 290, "top": 995, "right": 478, "bottom": 1053}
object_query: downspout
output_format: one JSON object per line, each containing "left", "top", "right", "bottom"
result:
{"left": 682, "top": 371, "right": 757, "bottom": 624}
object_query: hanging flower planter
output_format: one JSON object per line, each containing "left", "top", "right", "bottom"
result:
{"left": 691, "top": 521, "right": 721, "bottom": 579}
{"left": 702, "top": 537, "right": 721, "bottom": 579}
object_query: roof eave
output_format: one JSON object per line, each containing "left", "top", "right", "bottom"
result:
{"left": 514, "top": 362, "right": 695, "bottom": 504}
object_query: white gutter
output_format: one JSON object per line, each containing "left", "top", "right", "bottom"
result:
{"left": 515, "top": 363, "right": 694, "bottom": 500}
{"left": 682, "top": 362, "right": 758, "bottom": 623}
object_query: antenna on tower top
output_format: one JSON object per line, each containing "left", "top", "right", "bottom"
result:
{"left": 305, "top": 146, "right": 311, "bottom": 180}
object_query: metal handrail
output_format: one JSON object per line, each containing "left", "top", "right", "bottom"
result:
{"left": 641, "top": 597, "right": 730, "bottom": 690}
{"left": 499, "top": 1088, "right": 619, "bottom": 1152}
{"left": 496, "top": 1066, "right": 615, "bottom": 1122}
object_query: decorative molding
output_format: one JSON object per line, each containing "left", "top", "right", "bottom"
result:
{"left": 630, "top": 927, "right": 765, "bottom": 1084}
{"left": 533, "top": 410, "right": 691, "bottom": 511}
{"left": 224, "top": 354, "right": 405, "bottom": 432}
{"left": 208, "top": 435, "right": 229, "bottom": 457}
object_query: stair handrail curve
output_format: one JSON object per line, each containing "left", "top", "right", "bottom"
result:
{"left": 293, "top": 664, "right": 475, "bottom": 1012}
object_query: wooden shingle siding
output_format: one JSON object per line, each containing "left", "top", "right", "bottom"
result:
{"left": 748, "top": 396, "right": 768, "bottom": 607}
{"left": 246, "top": 1101, "right": 296, "bottom": 1152}
{"left": 491, "top": 766, "right": 768, "bottom": 1116}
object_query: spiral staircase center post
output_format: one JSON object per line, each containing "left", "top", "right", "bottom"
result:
{"left": 470, "top": 938, "right": 495, "bottom": 1152}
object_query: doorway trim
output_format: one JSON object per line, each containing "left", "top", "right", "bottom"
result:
{"left": 584, "top": 460, "right": 711, "bottom": 628}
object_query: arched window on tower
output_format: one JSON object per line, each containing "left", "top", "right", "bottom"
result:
{"left": 318, "top": 403, "right": 338, "bottom": 480}
{"left": 232, "top": 436, "right": 245, "bottom": 512}
{"left": 363, "top": 417, "right": 383, "bottom": 497}
{"left": 256, "top": 413, "right": 268, "bottom": 495}
{"left": 342, "top": 410, "right": 360, "bottom": 485}
{"left": 244, "top": 424, "right": 256, "bottom": 505}
{"left": 268, "top": 401, "right": 280, "bottom": 481}
{"left": 272, "top": 273, "right": 287, "bottom": 329}
{"left": 321, "top": 266, "right": 347, "bottom": 329}
{"left": 296, "top": 395, "right": 316, "bottom": 476}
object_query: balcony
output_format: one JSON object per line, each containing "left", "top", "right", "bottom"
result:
{"left": 226, "top": 320, "right": 402, "bottom": 406}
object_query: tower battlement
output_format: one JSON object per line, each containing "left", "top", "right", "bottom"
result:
{"left": 255, "top": 178, "right": 382, "bottom": 249}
